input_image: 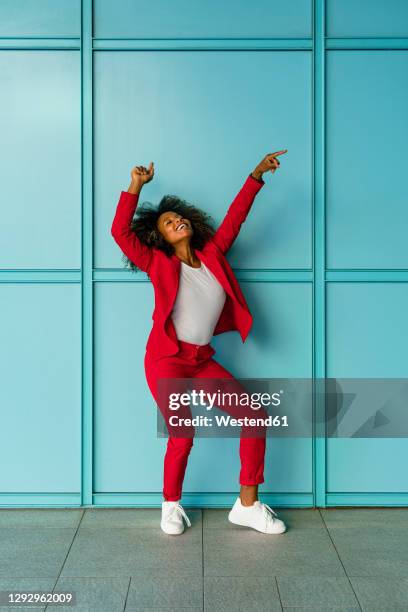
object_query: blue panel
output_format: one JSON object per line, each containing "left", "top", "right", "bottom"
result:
{"left": 0, "top": 51, "right": 81, "bottom": 269}
{"left": 94, "top": 281, "right": 167, "bottom": 493}
{"left": 95, "top": 51, "right": 311, "bottom": 270}
{"left": 0, "top": 0, "right": 80, "bottom": 38}
{"left": 326, "top": 51, "right": 408, "bottom": 269}
{"left": 0, "top": 284, "right": 81, "bottom": 492}
{"left": 95, "top": 282, "right": 313, "bottom": 493}
{"left": 326, "top": 282, "right": 408, "bottom": 493}
{"left": 94, "top": 0, "right": 312, "bottom": 38}
{"left": 327, "top": 0, "right": 408, "bottom": 38}
{"left": 327, "top": 440, "right": 408, "bottom": 493}
{"left": 326, "top": 283, "right": 408, "bottom": 377}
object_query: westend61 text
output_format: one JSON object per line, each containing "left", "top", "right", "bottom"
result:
{"left": 168, "top": 414, "right": 288, "bottom": 427}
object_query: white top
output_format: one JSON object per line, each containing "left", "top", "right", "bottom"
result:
{"left": 171, "top": 260, "right": 227, "bottom": 345}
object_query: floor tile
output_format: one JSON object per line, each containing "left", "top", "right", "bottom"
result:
{"left": 328, "top": 527, "right": 408, "bottom": 576}
{"left": 276, "top": 576, "right": 359, "bottom": 607}
{"left": 321, "top": 508, "right": 408, "bottom": 528}
{"left": 204, "top": 576, "right": 282, "bottom": 611}
{"left": 0, "top": 528, "right": 76, "bottom": 578}
{"left": 124, "top": 609, "right": 201, "bottom": 612}
{"left": 125, "top": 575, "right": 202, "bottom": 609}
{"left": 282, "top": 606, "right": 361, "bottom": 612}
{"left": 350, "top": 576, "right": 408, "bottom": 610}
{"left": 46, "top": 576, "right": 129, "bottom": 610}
{"left": 61, "top": 527, "right": 202, "bottom": 577}
{"left": 0, "top": 577, "right": 54, "bottom": 610}
{"left": 0, "top": 509, "right": 83, "bottom": 528}
{"left": 0, "top": 609, "right": 46, "bottom": 612}
{"left": 203, "top": 528, "right": 346, "bottom": 577}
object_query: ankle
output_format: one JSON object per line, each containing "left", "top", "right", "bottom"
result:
{"left": 239, "top": 496, "right": 257, "bottom": 507}
{"left": 239, "top": 484, "right": 258, "bottom": 507}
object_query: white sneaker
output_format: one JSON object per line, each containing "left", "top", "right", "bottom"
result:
{"left": 228, "top": 497, "right": 287, "bottom": 534}
{"left": 161, "top": 501, "right": 192, "bottom": 535}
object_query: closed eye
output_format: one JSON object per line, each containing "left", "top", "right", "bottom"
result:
{"left": 166, "top": 217, "right": 181, "bottom": 225}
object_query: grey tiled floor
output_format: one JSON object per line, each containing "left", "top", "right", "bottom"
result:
{"left": 0, "top": 507, "right": 407, "bottom": 611}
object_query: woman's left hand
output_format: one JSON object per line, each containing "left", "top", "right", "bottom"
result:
{"left": 252, "top": 150, "right": 288, "bottom": 180}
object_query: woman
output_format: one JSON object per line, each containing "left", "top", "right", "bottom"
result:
{"left": 111, "top": 150, "right": 288, "bottom": 535}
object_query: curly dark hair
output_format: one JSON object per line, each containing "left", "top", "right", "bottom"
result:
{"left": 121, "top": 193, "right": 217, "bottom": 273}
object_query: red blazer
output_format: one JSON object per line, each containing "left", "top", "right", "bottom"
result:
{"left": 111, "top": 174, "right": 265, "bottom": 359}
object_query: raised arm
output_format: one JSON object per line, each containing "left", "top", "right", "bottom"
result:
{"left": 211, "top": 151, "right": 288, "bottom": 255}
{"left": 211, "top": 174, "right": 265, "bottom": 255}
{"left": 111, "top": 162, "right": 155, "bottom": 273}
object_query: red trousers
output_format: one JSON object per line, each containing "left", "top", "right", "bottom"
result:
{"left": 144, "top": 339, "right": 267, "bottom": 501}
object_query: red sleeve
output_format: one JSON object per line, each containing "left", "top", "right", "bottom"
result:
{"left": 111, "top": 190, "right": 153, "bottom": 273}
{"left": 211, "top": 174, "right": 265, "bottom": 254}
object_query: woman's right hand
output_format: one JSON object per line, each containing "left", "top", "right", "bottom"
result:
{"left": 130, "top": 161, "right": 155, "bottom": 189}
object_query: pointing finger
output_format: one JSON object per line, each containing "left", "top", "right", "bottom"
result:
{"left": 268, "top": 149, "right": 288, "bottom": 157}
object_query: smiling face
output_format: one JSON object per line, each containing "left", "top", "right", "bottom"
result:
{"left": 156, "top": 210, "right": 193, "bottom": 245}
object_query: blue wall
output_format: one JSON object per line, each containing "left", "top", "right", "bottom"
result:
{"left": 0, "top": 0, "right": 407, "bottom": 508}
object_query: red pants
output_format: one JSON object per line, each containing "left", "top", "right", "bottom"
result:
{"left": 144, "top": 339, "right": 267, "bottom": 501}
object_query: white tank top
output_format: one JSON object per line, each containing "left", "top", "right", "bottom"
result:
{"left": 171, "top": 260, "right": 227, "bottom": 345}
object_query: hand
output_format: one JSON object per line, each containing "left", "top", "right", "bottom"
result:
{"left": 130, "top": 161, "right": 155, "bottom": 189}
{"left": 252, "top": 150, "right": 288, "bottom": 180}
